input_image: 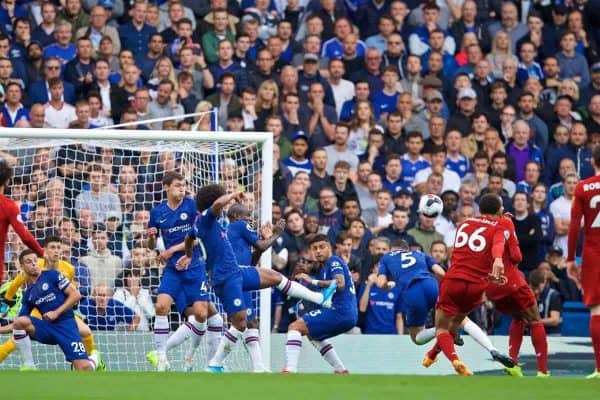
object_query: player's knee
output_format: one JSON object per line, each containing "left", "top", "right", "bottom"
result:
{"left": 193, "top": 310, "right": 207, "bottom": 323}
{"left": 261, "top": 268, "right": 281, "bottom": 287}
{"left": 78, "top": 324, "right": 92, "bottom": 337}
{"left": 73, "top": 360, "right": 93, "bottom": 371}
{"left": 155, "top": 302, "right": 170, "bottom": 316}
{"left": 13, "top": 317, "right": 29, "bottom": 330}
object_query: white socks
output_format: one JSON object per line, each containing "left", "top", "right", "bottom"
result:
{"left": 243, "top": 328, "right": 265, "bottom": 372}
{"left": 166, "top": 315, "right": 206, "bottom": 352}
{"left": 205, "top": 314, "right": 223, "bottom": 363}
{"left": 415, "top": 327, "right": 437, "bottom": 345}
{"left": 88, "top": 350, "right": 100, "bottom": 370}
{"left": 13, "top": 329, "right": 35, "bottom": 368}
{"left": 154, "top": 315, "right": 170, "bottom": 355}
{"left": 463, "top": 319, "right": 497, "bottom": 352}
{"left": 209, "top": 325, "right": 244, "bottom": 367}
{"left": 277, "top": 276, "right": 323, "bottom": 305}
{"left": 311, "top": 339, "right": 345, "bottom": 372}
{"left": 284, "top": 330, "right": 303, "bottom": 373}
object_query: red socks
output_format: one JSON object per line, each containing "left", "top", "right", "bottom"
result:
{"left": 530, "top": 322, "right": 548, "bottom": 374}
{"left": 437, "top": 331, "right": 459, "bottom": 362}
{"left": 509, "top": 319, "right": 527, "bottom": 364}
{"left": 591, "top": 315, "right": 600, "bottom": 371}
{"left": 427, "top": 342, "right": 441, "bottom": 360}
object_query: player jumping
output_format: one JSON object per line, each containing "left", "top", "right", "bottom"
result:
{"left": 227, "top": 203, "right": 286, "bottom": 372}
{"left": 566, "top": 144, "right": 600, "bottom": 379}
{"left": 146, "top": 171, "right": 222, "bottom": 372}
{"left": 180, "top": 184, "right": 337, "bottom": 373}
{"left": 11, "top": 249, "right": 102, "bottom": 371}
{"left": 486, "top": 215, "right": 550, "bottom": 377}
{"left": 377, "top": 240, "right": 514, "bottom": 367}
{"left": 0, "top": 157, "right": 45, "bottom": 283}
{"left": 282, "top": 234, "right": 358, "bottom": 373}
{"left": 424, "top": 194, "right": 514, "bottom": 375}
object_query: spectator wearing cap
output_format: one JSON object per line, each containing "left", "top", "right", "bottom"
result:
{"left": 413, "top": 144, "right": 461, "bottom": 194}
{"left": 118, "top": 0, "right": 157, "bottom": 58}
{"left": 512, "top": 191, "right": 542, "bottom": 274}
{"left": 308, "top": 147, "right": 332, "bottom": 199}
{"left": 581, "top": 62, "right": 600, "bottom": 105}
{"left": 556, "top": 30, "right": 591, "bottom": 88}
{"left": 447, "top": 88, "right": 478, "bottom": 136}
{"left": 282, "top": 131, "right": 313, "bottom": 176}
{"left": 31, "top": 2, "right": 57, "bottom": 48}
{"left": 324, "top": 122, "right": 359, "bottom": 175}
{"left": 408, "top": 2, "right": 455, "bottom": 57}
{"left": 418, "top": 85, "right": 447, "bottom": 131}
{"left": 299, "top": 81, "right": 337, "bottom": 149}
{"left": 75, "top": 5, "right": 120, "bottom": 58}
{"left": 322, "top": 17, "right": 366, "bottom": 60}
{"left": 298, "top": 53, "right": 336, "bottom": 108}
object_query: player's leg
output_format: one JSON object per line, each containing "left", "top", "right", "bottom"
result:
{"left": 589, "top": 303, "right": 600, "bottom": 378}
{"left": 75, "top": 317, "right": 95, "bottom": 355}
{"left": 255, "top": 267, "right": 337, "bottom": 307}
{"left": 459, "top": 316, "right": 514, "bottom": 368}
{"left": 0, "top": 336, "right": 16, "bottom": 363}
{"left": 283, "top": 318, "right": 310, "bottom": 373}
{"left": 55, "top": 319, "right": 97, "bottom": 371}
{"left": 519, "top": 297, "right": 549, "bottom": 376}
{"left": 11, "top": 316, "right": 36, "bottom": 370}
{"left": 242, "top": 291, "right": 265, "bottom": 372}
{"left": 204, "top": 302, "right": 223, "bottom": 363}
{"left": 153, "top": 293, "right": 175, "bottom": 370}
{"left": 405, "top": 278, "right": 438, "bottom": 345}
{"left": 310, "top": 338, "right": 348, "bottom": 374}
{"left": 208, "top": 275, "right": 248, "bottom": 372}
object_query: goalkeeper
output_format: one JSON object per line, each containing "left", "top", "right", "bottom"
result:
{"left": 0, "top": 236, "right": 103, "bottom": 368}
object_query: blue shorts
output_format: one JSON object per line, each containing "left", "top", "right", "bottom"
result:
{"left": 159, "top": 264, "right": 209, "bottom": 314}
{"left": 241, "top": 266, "right": 261, "bottom": 321}
{"left": 213, "top": 267, "right": 261, "bottom": 316}
{"left": 402, "top": 278, "right": 439, "bottom": 327}
{"left": 31, "top": 317, "right": 87, "bottom": 362}
{"left": 303, "top": 308, "right": 357, "bottom": 341}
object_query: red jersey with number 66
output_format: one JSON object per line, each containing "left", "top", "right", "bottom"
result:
{"left": 567, "top": 174, "right": 600, "bottom": 306}
{"left": 448, "top": 216, "right": 509, "bottom": 283}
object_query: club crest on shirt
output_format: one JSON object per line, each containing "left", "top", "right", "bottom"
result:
{"left": 180, "top": 212, "right": 188, "bottom": 221}
{"left": 387, "top": 292, "right": 395, "bottom": 300}
{"left": 234, "top": 298, "right": 242, "bottom": 307}
{"left": 42, "top": 283, "right": 49, "bottom": 291}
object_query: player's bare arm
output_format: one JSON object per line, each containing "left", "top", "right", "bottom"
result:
{"left": 176, "top": 235, "right": 196, "bottom": 269}
{"left": 146, "top": 227, "right": 158, "bottom": 250}
{"left": 431, "top": 264, "right": 446, "bottom": 280}
{"left": 44, "top": 285, "right": 81, "bottom": 322}
{"left": 158, "top": 242, "right": 185, "bottom": 264}
{"left": 210, "top": 191, "right": 245, "bottom": 216}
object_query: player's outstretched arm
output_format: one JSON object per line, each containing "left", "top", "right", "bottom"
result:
{"left": 252, "top": 219, "right": 287, "bottom": 266}
{"left": 44, "top": 285, "right": 81, "bottom": 322}
{"left": 431, "top": 264, "right": 446, "bottom": 280}
{"left": 210, "top": 191, "right": 245, "bottom": 217}
{"left": 7, "top": 202, "right": 44, "bottom": 257}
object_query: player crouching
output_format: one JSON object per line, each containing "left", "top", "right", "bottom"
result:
{"left": 12, "top": 249, "right": 103, "bottom": 371}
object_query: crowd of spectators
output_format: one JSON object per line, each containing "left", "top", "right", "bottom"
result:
{"left": 2, "top": 0, "right": 599, "bottom": 336}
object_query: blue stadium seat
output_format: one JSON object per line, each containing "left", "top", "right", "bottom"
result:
{"left": 561, "top": 302, "right": 590, "bottom": 337}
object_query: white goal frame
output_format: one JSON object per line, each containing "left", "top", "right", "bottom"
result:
{"left": 1, "top": 127, "right": 274, "bottom": 370}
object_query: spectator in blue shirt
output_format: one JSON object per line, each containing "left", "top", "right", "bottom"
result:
{"left": 118, "top": 0, "right": 157, "bottom": 57}
{"left": 0, "top": 81, "right": 28, "bottom": 127}
{"left": 359, "top": 265, "right": 404, "bottom": 334}
{"left": 79, "top": 283, "right": 140, "bottom": 331}
{"left": 43, "top": 20, "right": 76, "bottom": 68}
{"left": 517, "top": 41, "right": 544, "bottom": 84}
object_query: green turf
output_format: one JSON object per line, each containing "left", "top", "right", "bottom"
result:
{"left": 0, "top": 371, "right": 598, "bottom": 400}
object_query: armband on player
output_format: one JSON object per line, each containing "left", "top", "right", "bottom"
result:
{"left": 386, "top": 281, "right": 396, "bottom": 289}
{"left": 311, "top": 279, "right": 319, "bottom": 287}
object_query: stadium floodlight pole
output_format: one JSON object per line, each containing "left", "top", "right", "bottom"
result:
{"left": 1, "top": 127, "right": 274, "bottom": 370}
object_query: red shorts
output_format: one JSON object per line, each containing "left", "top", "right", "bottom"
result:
{"left": 581, "top": 257, "right": 600, "bottom": 306}
{"left": 491, "top": 284, "right": 536, "bottom": 315}
{"left": 436, "top": 277, "right": 487, "bottom": 316}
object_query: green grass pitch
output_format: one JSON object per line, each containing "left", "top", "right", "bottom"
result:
{"left": 0, "top": 371, "right": 597, "bottom": 400}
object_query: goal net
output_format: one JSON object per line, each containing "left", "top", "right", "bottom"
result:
{"left": 0, "top": 128, "right": 273, "bottom": 371}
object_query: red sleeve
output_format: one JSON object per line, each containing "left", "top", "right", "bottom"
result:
{"left": 7, "top": 200, "right": 44, "bottom": 257}
{"left": 567, "top": 185, "right": 583, "bottom": 262}
{"left": 491, "top": 228, "right": 506, "bottom": 259}
{"left": 507, "top": 231, "right": 523, "bottom": 264}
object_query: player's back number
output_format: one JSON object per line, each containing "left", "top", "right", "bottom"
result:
{"left": 591, "top": 195, "right": 600, "bottom": 228}
{"left": 454, "top": 223, "right": 487, "bottom": 252}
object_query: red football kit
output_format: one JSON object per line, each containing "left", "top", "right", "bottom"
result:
{"left": 486, "top": 217, "right": 536, "bottom": 314}
{"left": 0, "top": 193, "right": 44, "bottom": 283}
{"left": 567, "top": 174, "right": 600, "bottom": 306}
{"left": 438, "top": 216, "right": 508, "bottom": 316}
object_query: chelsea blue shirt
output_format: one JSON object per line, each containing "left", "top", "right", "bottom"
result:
{"left": 358, "top": 283, "right": 403, "bottom": 334}
{"left": 401, "top": 155, "right": 431, "bottom": 186}
{"left": 149, "top": 198, "right": 200, "bottom": 270}
{"left": 319, "top": 256, "right": 357, "bottom": 315}
{"left": 227, "top": 220, "right": 259, "bottom": 266}
{"left": 378, "top": 250, "right": 437, "bottom": 292}
{"left": 446, "top": 155, "right": 471, "bottom": 178}
{"left": 19, "top": 270, "right": 74, "bottom": 323}
{"left": 189, "top": 208, "right": 240, "bottom": 285}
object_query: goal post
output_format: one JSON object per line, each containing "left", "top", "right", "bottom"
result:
{"left": 0, "top": 127, "right": 273, "bottom": 371}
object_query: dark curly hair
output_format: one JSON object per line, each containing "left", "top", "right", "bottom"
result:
{"left": 0, "top": 158, "right": 12, "bottom": 187}
{"left": 195, "top": 184, "right": 226, "bottom": 212}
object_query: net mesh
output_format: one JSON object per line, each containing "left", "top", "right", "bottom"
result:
{"left": 0, "top": 134, "right": 267, "bottom": 371}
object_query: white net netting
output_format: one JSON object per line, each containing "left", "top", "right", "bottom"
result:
{"left": 0, "top": 133, "right": 269, "bottom": 371}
